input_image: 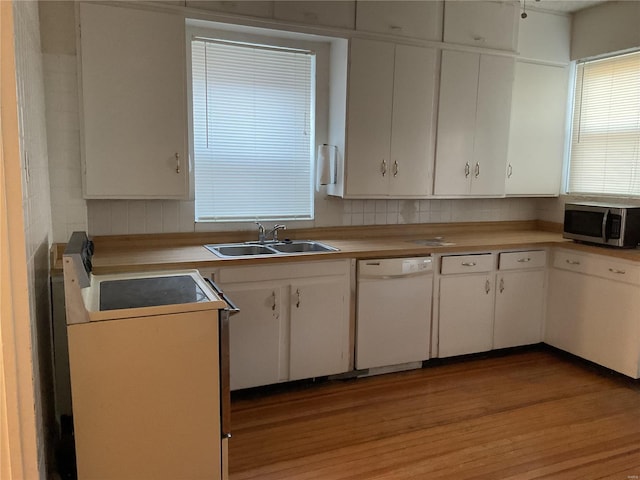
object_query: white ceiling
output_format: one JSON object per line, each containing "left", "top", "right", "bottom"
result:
{"left": 526, "top": 0, "right": 608, "bottom": 13}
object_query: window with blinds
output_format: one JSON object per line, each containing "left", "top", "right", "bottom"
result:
{"left": 191, "top": 38, "right": 315, "bottom": 222}
{"left": 567, "top": 50, "right": 640, "bottom": 196}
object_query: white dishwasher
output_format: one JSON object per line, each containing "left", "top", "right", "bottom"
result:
{"left": 356, "top": 257, "right": 433, "bottom": 370}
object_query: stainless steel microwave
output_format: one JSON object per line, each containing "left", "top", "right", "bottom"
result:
{"left": 563, "top": 202, "right": 640, "bottom": 248}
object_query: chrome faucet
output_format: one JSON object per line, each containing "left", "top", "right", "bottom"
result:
{"left": 255, "top": 222, "right": 286, "bottom": 243}
{"left": 255, "top": 222, "right": 266, "bottom": 243}
{"left": 267, "top": 224, "right": 287, "bottom": 242}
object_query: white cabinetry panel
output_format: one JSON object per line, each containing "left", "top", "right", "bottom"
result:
{"left": 547, "top": 250, "right": 640, "bottom": 378}
{"left": 355, "top": 1, "right": 443, "bottom": 40}
{"left": 443, "top": 0, "right": 518, "bottom": 51}
{"left": 346, "top": 38, "right": 437, "bottom": 197}
{"left": 290, "top": 278, "right": 349, "bottom": 380}
{"left": 79, "top": 3, "right": 188, "bottom": 199}
{"left": 506, "top": 62, "right": 569, "bottom": 195}
{"left": 494, "top": 270, "right": 545, "bottom": 348}
{"left": 434, "top": 51, "right": 514, "bottom": 196}
{"left": 345, "top": 38, "right": 394, "bottom": 196}
{"left": 439, "top": 274, "right": 495, "bottom": 357}
{"left": 274, "top": 1, "right": 356, "bottom": 29}
{"left": 224, "top": 284, "right": 285, "bottom": 390}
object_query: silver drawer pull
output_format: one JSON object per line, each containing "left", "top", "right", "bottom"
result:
{"left": 517, "top": 257, "right": 531, "bottom": 263}
{"left": 608, "top": 268, "right": 626, "bottom": 274}
{"left": 566, "top": 259, "right": 580, "bottom": 265}
{"left": 461, "top": 262, "right": 477, "bottom": 267}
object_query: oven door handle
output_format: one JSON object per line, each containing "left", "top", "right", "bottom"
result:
{"left": 602, "top": 209, "right": 609, "bottom": 243}
{"left": 205, "top": 278, "right": 240, "bottom": 313}
{"left": 204, "top": 278, "right": 238, "bottom": 441}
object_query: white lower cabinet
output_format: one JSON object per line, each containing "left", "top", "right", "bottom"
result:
{"left": 289, "top": 278, "right": 350, "bottom": 381}
{"left": 438, "top": 254, "right": 495, "bottom": 357}
{"left": 221, "top": 284, "right": 285, "bottom": 391}
{"left": 494, "top": 270, "right": 545, "bottom": 349}
{"left": 546, "top": 250, "right": 640, "bottom": 379}
{"left": 437, "top": 250, "right": 547, "bottom": 358}
{"left": 212, "top": 260, "right": 351, "bottom": 390}
{"left": 494, "top": 251, "right": 547, "bottom": 349}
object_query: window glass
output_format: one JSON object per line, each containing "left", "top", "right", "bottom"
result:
{"left": 567, "top": 50, "right": 640, "bottom": 196}
{"left": 191, "top": 39, "right": 315, "bottom": 222}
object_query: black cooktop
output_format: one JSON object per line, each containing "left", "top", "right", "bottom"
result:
{"left": 99, "top": 275, "right": 209, "bottom": 311}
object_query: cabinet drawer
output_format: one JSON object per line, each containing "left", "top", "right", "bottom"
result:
{"left": 441, "top": 254, "right": 494, "bottom": 274}
{"left": 591, "top": 258, "right": 640, "bottom": 286}
{"left": 499, "top": 250, "right": 546, "bottom": 270}
{"left": 553, "top": 250, "right": 589, "bottom": 274}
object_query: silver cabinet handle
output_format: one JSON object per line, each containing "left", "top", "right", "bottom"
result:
{"left": 475, "top": 162, "right": 480, "bottom": 178}
{"left": 608, "top": 268, "right": 626, "bottom": 274}
{"left": 464, "top": 162, "right": 470, "bottom": 178}
{"left": 566, "top": 259, "right": 581, "bottom": 265}
{"left": 175, "top": 152, "right": 181, "bottom": 174}
{"left": 461, "top": 262, "right": 476, "bottom": 267}
{"left": 517, "top": 258, "right": 531, "bottom": 263}
{"left": 271, "top": 291, "right": 277, "bottom": 311}
{"left": 295, "top": 288, "right": 301, "bottom": 308}
{"left": 507, "top": 163, "right": 513, "bottom": 178}
{"left": 499, "top": 278, "right": 504, "bottom": 293}
{"left": 485, "top": 279, "right": 491, "bottom": 294}
{"left": 381, "top": 159, "right": 387, "bottom": 177}
{"left": 393, "top": 160, "right": 399, "bottom": 177}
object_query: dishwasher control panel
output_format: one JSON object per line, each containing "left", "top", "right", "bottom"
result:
{"left": 359, "top": 257, "right": 433, "bottom": 277}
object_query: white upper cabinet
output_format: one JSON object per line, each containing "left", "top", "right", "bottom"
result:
{"left": 506, "top": 62, "right": 569, "bottom": 196}
{"left": 274, "top": 1, "right": 356, "bottom": 29}
{"left": 355, "top": 1, "right": 443, "bottom": 40}
{"left": 434, "top": 50, "right": 514, "bottom": 196}
{"left": 79, "top": 3, "right": 189, "bottom": 199}
{"left": 443, "top": 1, "right": 519, "bottom": 52}
{"left": 345, "top": 38, "right": 437, "bottom": 197}
{"left": 185, "top": 1, "right": 275, "bottom": 18}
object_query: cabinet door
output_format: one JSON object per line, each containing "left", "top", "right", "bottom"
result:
{"left": 273, "top": 1, "right": 356, "bottom": 29}
{"left": 506, "top": 62, "right": 569, "bottom": 195}
{"left": 443, "top": 0, "right": 518, "bottom": 51}
{"left": 355, "top": 1, "right": 443, "bottom": 40}
{"left": 289, "top": 277, "right": 349, "bottom": 380}
{"left": 223, "top": 284, "right": 285, "bottom": 390}
{"left": 388, "top": 45, "right": 437, "bottom": 197}
{"left": 434, "top": 50, "right": 479, "bottom": 195}
{"left": 345, "top": 38, "right": 394, "bottom": 196}
{"left": 494, "top": 270, "right": 545, "bottom": 349}
{"left": 547, "top": 268, "right": 640, "bottom": 378}
{"left": 438, "top": 274, "right": 495, "bottom": 357}
{"left": 471, "top": 55, "right": 514, "bottom": 196}
{"left": 80, "top": 3, "right": 188, "bottom": 199}
{"left": 289, "top": 278, "right": 350, "bottom": 380}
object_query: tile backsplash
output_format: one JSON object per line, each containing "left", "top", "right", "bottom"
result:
{"left": 87, "top": 197, "right": 539, "bottom": 236}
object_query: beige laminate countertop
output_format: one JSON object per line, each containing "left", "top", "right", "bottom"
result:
{"left": 52, "top": 222, "right": 640, "bottom": 275}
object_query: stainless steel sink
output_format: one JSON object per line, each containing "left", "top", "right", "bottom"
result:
{"left": 270, "top": 240, "right": 338, "bottom": 254}
{"left": 205, "top": 243, "right": 278, "bottom": 258}
{"left": 205, "top": 240, "right": 338, "bottom": 258}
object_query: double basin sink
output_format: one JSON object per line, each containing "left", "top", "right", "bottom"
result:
{"left": 205, "top": 240, "right": 338, "bottom": 258}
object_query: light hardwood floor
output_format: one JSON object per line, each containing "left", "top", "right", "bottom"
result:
{"left": 229, "top": 348, "right": 640, "bottom": 480}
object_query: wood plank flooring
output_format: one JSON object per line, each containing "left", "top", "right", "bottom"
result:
{"left": 229, "top": 349, "right": 640, "bottom": 480}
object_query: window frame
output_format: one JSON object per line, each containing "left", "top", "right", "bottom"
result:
{"left": 564, "top": 49, "right": 640, "bottom": 202}
{"left": 185, "top": 22, "right": 331, "bottom": 227}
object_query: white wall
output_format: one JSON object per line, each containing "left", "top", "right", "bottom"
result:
{"left": 571, "top": 1, "right": 640, "bottom": 59}
{"left": 12, "top": 0, "right": 55, "bottom": 477}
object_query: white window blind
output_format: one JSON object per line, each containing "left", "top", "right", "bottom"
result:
{"left": 191, "top": 39, "right": 314, "bottom": 221}
{"left": 567, "top": 51, "right": 640, "bottom": 196}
